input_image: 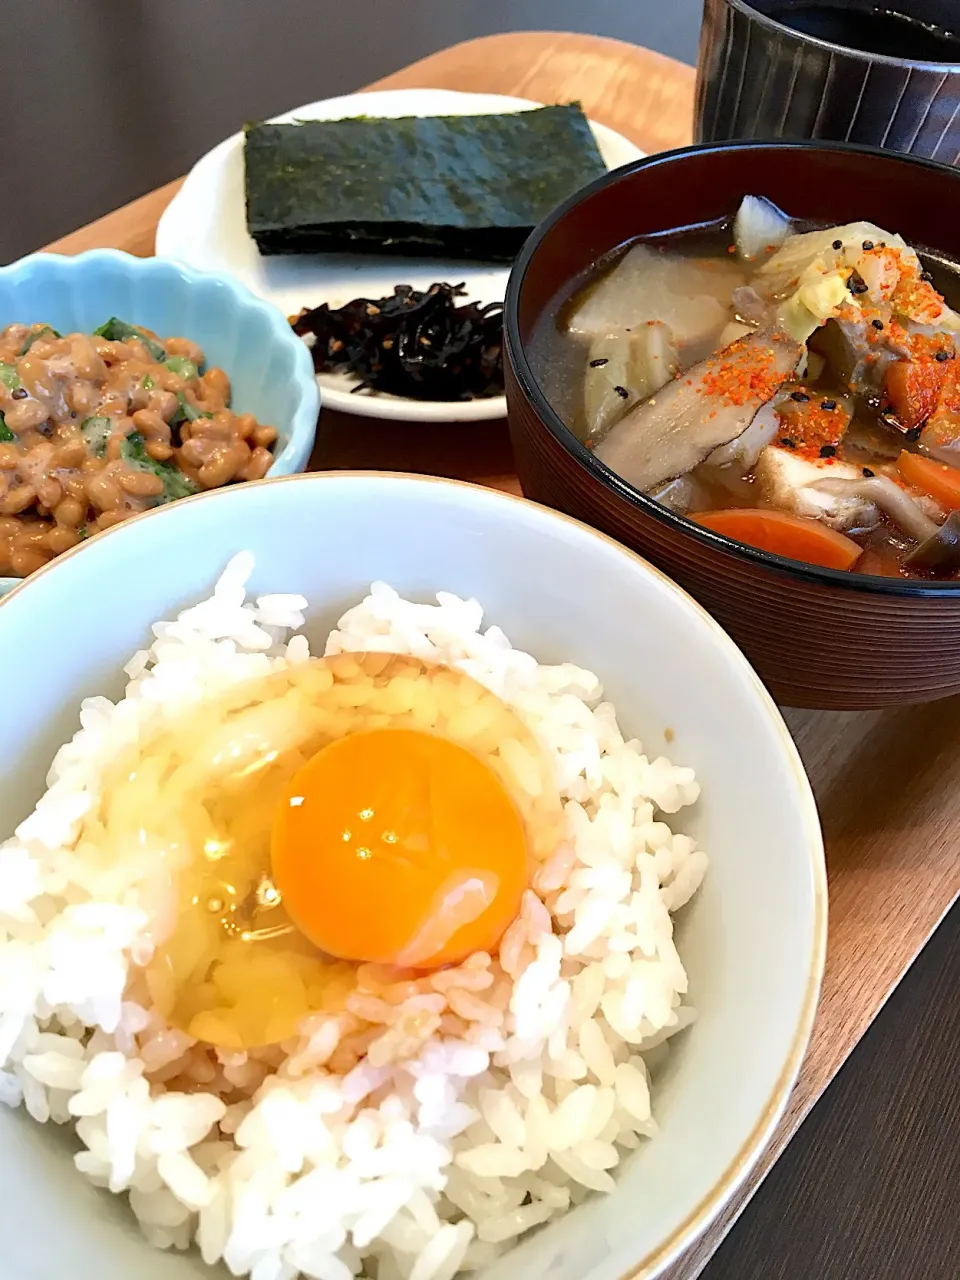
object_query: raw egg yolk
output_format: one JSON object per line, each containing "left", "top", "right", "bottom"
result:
{"left": 271, "top": 728, "right": 529, "bottom": 969}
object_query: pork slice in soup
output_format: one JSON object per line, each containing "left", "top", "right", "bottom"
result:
{"left": 529, "top": 199, "right": 960, "bottom": 581}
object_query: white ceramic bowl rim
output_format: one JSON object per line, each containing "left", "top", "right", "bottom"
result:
{"left": 0, "top": 471, "right": 828, "bottom": 1279}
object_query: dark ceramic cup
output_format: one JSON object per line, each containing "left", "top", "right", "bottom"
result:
{"left": 503, "top": 141, "right": 960, "bottom": 711}
{"left": 696, "top": 0, "right": 960, "bottom": 164}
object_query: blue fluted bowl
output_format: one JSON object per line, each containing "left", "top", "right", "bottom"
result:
{"left": 0, "top": 249, "right": 320, "bottom": 593}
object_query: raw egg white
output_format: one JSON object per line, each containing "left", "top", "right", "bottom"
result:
{"left": 84, "top": 653, "right": 562, "bottom": 1050}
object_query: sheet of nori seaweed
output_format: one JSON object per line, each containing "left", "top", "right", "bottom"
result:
{"left": 243, "top": 105, "right": 607, "bottom": 260}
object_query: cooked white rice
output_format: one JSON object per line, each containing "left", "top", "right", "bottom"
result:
{"left": 0, "top": 553, "right": 706, "bottom": 1280}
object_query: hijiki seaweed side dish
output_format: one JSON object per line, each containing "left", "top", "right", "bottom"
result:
{"left": 292, "top": 284, "right": 505, "bottom": 401}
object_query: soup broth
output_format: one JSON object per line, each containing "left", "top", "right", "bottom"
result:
{"left": 527, "top": 199, "right": 960, "bottom": 580}
{"left": 766, "top": 4, "right": 960, "bottom": 62}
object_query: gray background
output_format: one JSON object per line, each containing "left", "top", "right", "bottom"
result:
{"left": 0, "top": 0, "right": 702, "bottom": 262}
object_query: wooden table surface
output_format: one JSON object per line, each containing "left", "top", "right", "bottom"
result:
{"left": 36, "top": 29, "right": 960, "bottom": 1280}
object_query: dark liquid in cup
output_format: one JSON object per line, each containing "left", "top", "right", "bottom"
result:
{"left": 767, "top": 4, "right": 960, "bottom": 60}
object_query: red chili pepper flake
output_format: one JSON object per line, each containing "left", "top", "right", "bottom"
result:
{"left": 697, "top": 341, "right": 785, "bottom": 407}
{"left": 776, "top": 385, "right": 851, "bottom": 460}
{"left": 892, "top": 267, "right": 945, "bottom": 323}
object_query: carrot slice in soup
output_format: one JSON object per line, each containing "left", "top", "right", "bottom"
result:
{"left": 898, "top": 449, "right": 960, "bottom": 512}
{"left": 695, "top": 509, "right": 862, "bottom": 570}
{"left": 883, "top": 359, "right": 945, "bottom": 430}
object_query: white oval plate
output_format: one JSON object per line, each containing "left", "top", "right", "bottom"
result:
{"left": 156, "top": 88, "right": 643, "bottom": 423}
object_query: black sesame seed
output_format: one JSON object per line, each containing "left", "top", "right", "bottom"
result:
{"left": 872, "top": 318, "right": 884, "bottom": 330}
{"left": 936, "top": 350, "right": 950, "bottom": 362}
{"left": 832, "top": 239, "right": 843, "bottom": 250}
{"left": 821, "top": 399, "right": 837, "bottom": 411}
{"left": 862, "top": 467, "right": 875, "bottom": 478}
{"left": 847, "top": 270, "right": 869, "bottom": 295}
{"left": 819, "top": 444, "right": 837, "bottom": 458}
{"left": 904, "top": 426, "right": 923, "bottom": 442}
{"left": 589, "top": 358, "right": 609, "bottom": 368}
{"left": 780, "top": 437, "right": 797, "bottom": 449}
{"left": 11, "top": 387, "right": 27, "bottom": 400}
{"left": 920, "top": 270, "right": 933, "bottom": 283}
{"left": 862, "top": 240, "right": 874, "bottom": 251}
{"left": 613, "top": 385, "right": 629, "bottom": 399}
{"left": 790, "top": 390, "right": 810, "bottom": 402}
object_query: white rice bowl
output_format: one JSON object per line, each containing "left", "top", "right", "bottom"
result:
{"left": 0, "top": 552, "right": 708, "bottom": 1280}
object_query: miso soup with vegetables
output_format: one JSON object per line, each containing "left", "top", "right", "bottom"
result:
{"left": 0, "top": 319, "right": 279, "bottom": 578}
{"left": 528, "top": 197, "right": 960, "bottom": 579}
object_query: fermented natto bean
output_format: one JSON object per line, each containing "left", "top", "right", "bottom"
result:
{"left": 180, "top": 437, "right": 216, "bottom": 468}
{"left": 36, "top": 477, "right": 63, "bottom": 509}
{"left": 92, "top": 338, "right": 132, "bottom": 362}
{"left": 85, "top": 473, "right": 122, "bottom": 511}
{"left": 2, "top": 398, "right": 48, "bottom": 433}
{"left": 191, "top": 414, "right": 234, "bottom": 442}
{"left": 98, "top": 397, "right": 129, "bottom": 419}
{"left": 67, "top": 381, "right": 100, "bottom": 416}
{"left": 234, "top": 412, "right": 258, "bottom": 439}
{"left": 52, "top": 439, "right": 88, "bottom": 468}
{"left": 119, "top": 470, "right": 164, "bottom": 498}
{"left": 252, "top": 424, "right": 278, "bottom": 449}
{"left": 95, "top": 510, "right": 129, "bottom": 530}
{"left": 241, "top": 446, "right": 273, "bottom": 481}
{"left": 10, "top": 545, "right": 50, "bottom": 576}
{"left": 132, "top": 408, "right": 171, "bottom": 441}
{"left": 202, "top": 367, "right": 231, "bottom": 401}
{"left": 2, "top": 484, "right": 38, "bottom": 515}
{"left": 0, "top": 444, "right": 19, "bottom": 470}
{"left": 53, "top": 496, "right": 85, "bottom": 527}
{"left": 145, "top": 439, "right": 173, "bottom": 462}
{"left": 165, "top": 336, "right": 205, "bottom": 366}
{"left": 44, "top": 525, "right": 80, "bottom": 554}
{"left": 147, "top": 389, "right": 179, "bottom": 422}
{"left": 198, "top": 448, "right": 245, "bottom": 489}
